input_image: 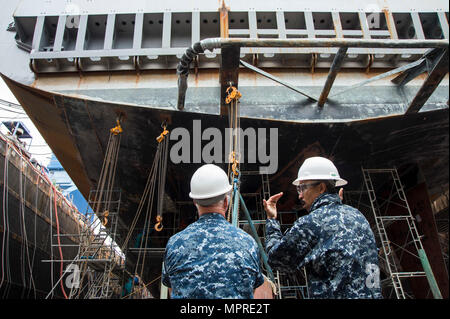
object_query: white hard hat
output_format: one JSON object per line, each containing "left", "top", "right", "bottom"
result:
{"left": 189, "top": 164, "right": 233, "bottom": 199}
{"left": 292, "top": 156, "right": 348, "bottom": 187}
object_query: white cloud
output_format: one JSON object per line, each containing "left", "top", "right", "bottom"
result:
{"left": 0, "top": 77, "right": 52, "bottom": 167}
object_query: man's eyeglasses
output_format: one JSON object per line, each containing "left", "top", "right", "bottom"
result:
{"left": 296, "top": 182, "right": 321, "bottom": 194}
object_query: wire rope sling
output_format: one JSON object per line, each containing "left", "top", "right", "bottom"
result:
{"left": 124, "top": 123, "right": 170, "bottom": 283}
{"left": 225, "top": 84, "right": 242, "bottom": 226}
{"left": 223, "top": 86, "right": 276, "bottom": 284}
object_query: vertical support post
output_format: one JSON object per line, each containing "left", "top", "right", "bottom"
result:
{"left": 332, "top": 12, "right": 343, "bottom": 38}
{"left": 304, "top": 11, "right": 315, "bottom": 38}
{"left": 75, "top": 15, "right": 88, "bottom": 52}
{"left": 318, "top": 46, "right": 348, "bottom": 106}
{"left": 219, "top": 0, "right": 229, "bottom": 38}
{"left": 410, "top": 12, "right": 425, "bottom": 40}
{"left": 133, "top": 13, "right": 144, "bottom": 50}
{"left": 385, "top": 11, "right": 399, "bottom": 39}
{"left": 358, "top": 12, "right": 371, "bottom": 39}
{"left": 191, "top": 11, "right": 200, "bottom": 44}
{"left": 162, "top": 11, "right": 171, "bottom": 48}
{"left": 276, "top": 11, "right": 287, "bottom": 39}
{"left": 248, "top": 10, "right": 257, "bottom": 38}
{"left": 31, "top": 16, "right": 45, "bottom": 52}
{"left": 104, "top": 14, "right": 116, "bottom": 50}
{"left": 53, "top": 15, "right": 67, "bottom": 52}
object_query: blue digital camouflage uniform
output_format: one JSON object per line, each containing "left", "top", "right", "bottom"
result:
{"left": 266, "top": 193, "right": 382, "bottom": 299}
{"left": 162, "top": 212, "right": 265, "bottom": 299}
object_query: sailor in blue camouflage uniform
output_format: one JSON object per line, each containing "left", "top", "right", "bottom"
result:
{"left": 162, "top": 164, "right": 265, "bottom": 298}
{"left": 263, "top": 157, "right": 382, "bottom": 299}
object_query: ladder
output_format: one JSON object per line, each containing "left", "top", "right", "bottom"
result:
{"left": 362, "top": 168, "right": 442, "bottom": 299}
{"left": 261, "top": 171, "right": 271, "bottom": 201}
{"left": 85, "top": 189, "right": 123, "bottom": 299}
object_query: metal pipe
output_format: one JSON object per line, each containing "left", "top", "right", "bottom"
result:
{"left": 418, "top": 248, "right": 443, "bottom": 299}
{"left": 209, "top": 38, "right": 448, "bottom": 49}
{"left": 406, "top": 48, "right": 449, "bottom": 114}
{"left": 318, "top": 46, "right": 348, "bottom": 106}
{"left": 177, "top": 37, "right": 449, "bottom": 110}
{"left": 240, "top": 59, "right": 318, "bottom": 101}
{"left": 231, "top": 182, "right": 240, "bottom": 227}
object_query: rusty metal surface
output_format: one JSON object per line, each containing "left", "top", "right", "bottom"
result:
{"left": 176, "top": 38, "right": 449, "bottom": 110}
{"left": 406, "top": 49, "right": 450, "bottom": 113}
{"left": 318, "top": 46, "right": 348, "bottom": 106}
{"left": 4, "top": 75, "right": 448, "bottom": 231}
{"left": 239, "top": 60, "right": 318, "bottom": 101}
{"left": 25, "top": 66, "right": 448, "bottom": 125}
{"left": 213, "top": 38, "right": 449, "bottom": 49}
{"left": 219, "top": 44, "right": 240, "bottom": 116}
{"left": 219, "top": 0, "right": 229, "bottom": 39}
{"left": 30, "top": 68, "right": 438, "bottom": 92}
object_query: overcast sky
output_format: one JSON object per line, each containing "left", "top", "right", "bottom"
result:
{"left": 0, "top": 77, "right": 53, "bottom": 166}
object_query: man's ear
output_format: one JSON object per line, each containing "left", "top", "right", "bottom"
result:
{"left": 319, "top": 182, "right": 327, "bottom": 194}
{"left": 223, "top": 195, "right": 229, "bottom": 208}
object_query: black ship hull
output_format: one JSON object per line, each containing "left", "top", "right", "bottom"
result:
{"left": 2, "top": 76, "right": 448, "bottom": 298}
{"left": 1, "top": 135, "right": 82, "bottom": 299}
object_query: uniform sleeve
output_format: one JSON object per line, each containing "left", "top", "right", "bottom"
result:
{"left": 161, "top": 250, "right": 172, "bottom": 288}
{"left": 253, "top": 247, "right": 265, "bottom": 289}
{"left": 265, "top": 215, "right": 320, "bottom": 272}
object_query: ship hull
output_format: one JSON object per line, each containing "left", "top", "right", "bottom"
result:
{"left": 2, "top": 75, "right": 448, "bottom": 298}
{"left": 1, "top": 135, "right": 82, "bottom": 299}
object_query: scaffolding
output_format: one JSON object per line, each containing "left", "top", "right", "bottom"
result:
{"left": 42, "top": 189, "right": 125, "bottom": 299}
{"left": 69, "top": 189, "right": 124, "bottom": 299}
{"left": 240, "top": 170, "right": 271, "bottom": 235}
{"left": 276, "top": 268, "right": 309, "bottom": 299}
{"left": 362, "top": 168, "right": 442, "bottom": 299}
{"left": 65, "top": 119, "right": 126, "bottom": 299}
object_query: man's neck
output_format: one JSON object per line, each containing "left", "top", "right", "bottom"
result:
{"left": 198, "top": 210, "right": 226, "bottom": 218}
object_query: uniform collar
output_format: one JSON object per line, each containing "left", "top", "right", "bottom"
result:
{"left": 198, "top": 212, "right": 226, "bottom": 221}
{"left": 310, "top": 193, "right": 341, "bottom": 212}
